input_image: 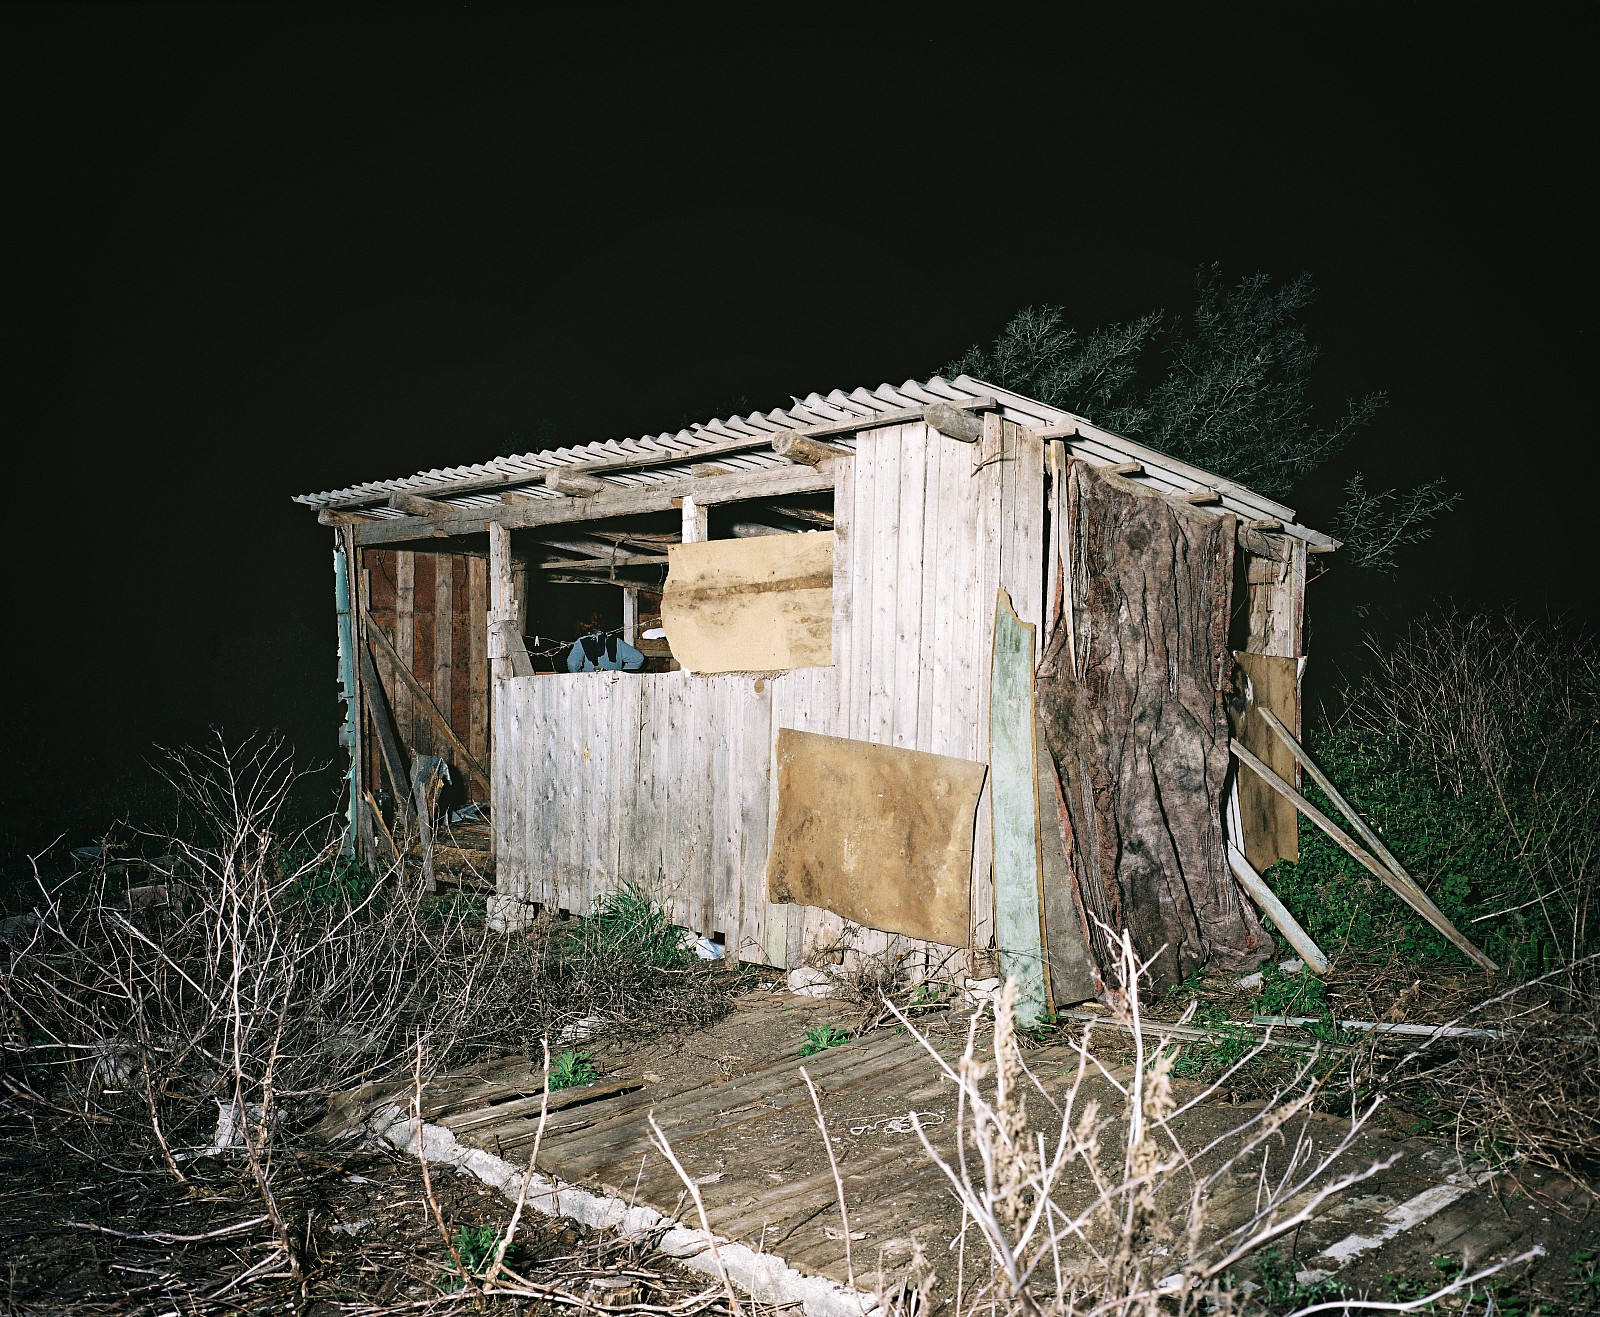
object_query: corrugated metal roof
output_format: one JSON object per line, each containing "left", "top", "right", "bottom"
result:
{"left": 293, "top": 374, "right": 1331, "bottom": 545}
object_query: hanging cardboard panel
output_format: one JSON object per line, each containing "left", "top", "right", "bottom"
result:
{"left": 662, "top": 531, "right": 834, "bottom": 673}
{"left": 1230, "top": 650, "right": 1300, "bottom": 871}
{"left": 765, "top": 728, "right": 985, "bottom": 946}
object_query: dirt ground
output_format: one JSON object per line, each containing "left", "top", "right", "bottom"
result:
{"left": 0, "top": 1111, "right": 727, "bottom": 1316}
{"left": 4, "top": 980, "right": 1597, "bottom": 1316}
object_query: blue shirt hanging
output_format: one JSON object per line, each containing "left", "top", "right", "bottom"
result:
{"left": 566, "top": 632, "right": 646, "bottom": 672}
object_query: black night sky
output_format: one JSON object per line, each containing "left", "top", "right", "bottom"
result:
{"left": 3, "top": 6, "right": 1594, "bottom": 842}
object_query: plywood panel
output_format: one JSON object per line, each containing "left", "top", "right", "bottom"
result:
{"left": 765, "top": 729, "right": 985, "bottom": 947}
{"left": 661, "top": 532, "right": 834, "bottom": 674}
{"left": 1231, "top": 651, "right": 1300, "bottom": 871}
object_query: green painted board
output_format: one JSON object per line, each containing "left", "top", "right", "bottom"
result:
{"left": 991, "top": 588, "right": 1050, "bottom": 1025}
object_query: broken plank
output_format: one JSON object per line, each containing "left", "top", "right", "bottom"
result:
{"left": 1229, "top": 739, "right": 1497, "bottom": 972}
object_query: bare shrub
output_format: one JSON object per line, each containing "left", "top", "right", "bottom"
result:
{"left": 0, "top": 734, "right": 729, "bottom": 1168}
{"left": 873, "top": 931, "right": 1533, "bottom": 1316}
{"left": 1339, "top": 608, "right": 1599, "bottom": 969}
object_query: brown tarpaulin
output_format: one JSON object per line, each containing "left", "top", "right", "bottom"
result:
{"left": 1038, "top": 461, "right": 1269, "bottom": 992}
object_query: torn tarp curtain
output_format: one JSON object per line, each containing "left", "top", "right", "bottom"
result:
{"left": 1038, "top": 460, "right": 1270, "bottom": 992}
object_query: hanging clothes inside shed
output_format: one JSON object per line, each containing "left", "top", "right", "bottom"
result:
{"left": 566, "top": 632, "right": 645, "bottom": 672}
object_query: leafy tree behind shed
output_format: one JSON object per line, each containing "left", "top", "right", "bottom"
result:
{"left": 946, "top": 265, "right": 1456, "bottom": 566}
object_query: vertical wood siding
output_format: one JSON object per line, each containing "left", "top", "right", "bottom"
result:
{"left": 496, "top": 669, "right": 833, "bottom": 963}
{"left": 492, "top": 419, "right": 1046, "bottom": 972}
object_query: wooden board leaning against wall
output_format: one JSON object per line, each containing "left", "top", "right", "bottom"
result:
{"left": 356, "top": 547, "right": 492, "bottom": 842}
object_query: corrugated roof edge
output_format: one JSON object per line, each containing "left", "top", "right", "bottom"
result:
{"left": 292, "top": 374, "right": 1334, "bottom": 548}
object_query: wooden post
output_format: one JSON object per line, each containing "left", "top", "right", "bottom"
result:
{"left": 681, "top": 495, "right": 708, "bottom": 543}
{"left": 772, "top": 433, "right": 840, "bottom": 467}
{"left": 922, "top": 402, "right": 984, "bottom": 443}
{"left": 546, "top": 469, "right": 608, "bottom": 496}
{"left": 433, "top": 554, "right": 453, "bottom": 732}
{"left": 394, "top": 551, "right": 415, "bottom": 745}
{"left": 332, "top": 530, "right": 361, "bottom": 856}
{"left": 622, "top": 587, "right": 638, "bottom": 645}
{"left": 467, "top": 555, "right": 489, "bottom": 780}
{"left": 489, "top": 523, "right": 514, "bottom": 684}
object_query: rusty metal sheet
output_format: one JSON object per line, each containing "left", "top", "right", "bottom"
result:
{"left": 662, "top": 532, "right": 833, "bottom": 673}
{"left": 765, "top": 728, "right": 986, "bottom": 946}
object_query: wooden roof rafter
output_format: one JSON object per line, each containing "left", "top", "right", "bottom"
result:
{"left": 316, "top": 395, "right": 996, "bottom": 517}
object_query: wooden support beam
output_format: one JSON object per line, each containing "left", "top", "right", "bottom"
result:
{"left": 353, "top": 462, "right": 836, "bottom": 546}
{"left": 1225, "top": 844, "right": 1329, "bottom": 975}
{"left": 537, "top": 552, "right": 668, "bottom": 571}
{"left": 1245, "top": 517, "right": 1284, "bottom": 532}
{"left": 621, "top": 588, "right": 638, "bottom": 645}
{"left": 681, "top": 494, "right": 708, "bottom": 543}
{"left": 320, "top": 507, "right": 375, "bottom": 527}
{"left": 1230, "top": 738, "right": 1498, "bottom": 972}
{"left": 432, "top": 555, "right": 453, "bottom": 729}
{"left": 487, "top": 523, "right": 534, "bottom": 681}
{"left": 388, "top": 492, "right": 452, "bottom": 517}
{"left": 1178, "top": 489, "right": 1222, "bottom": 505}
{"left": 366, "top": 609, "right": 489, "bottom": 795}
{"left": 545, "top": 470, "right": 610, "bottom": 497}
{"left": 318, "top": 395, "right": 996, "bottom": 513}
{"left": 394, "top": 551, "right": 415, "bottom": 741}
{"left": 922, "top": 401, "right": 985, "bottom": 443}
{"left": 532, "top": 537, "right": 667, "bottom": 567}
{"left": 1257, "top": 706, "right": 1489, "bottom": 957}
{"left": 771, "top": 432, "right": 842, "bottom": 467}
{"left": 466, "top": 555, "right": 488, "bottom": 772}
{"left": 1104, "top": 462, "right": 1144, "bottom": 477}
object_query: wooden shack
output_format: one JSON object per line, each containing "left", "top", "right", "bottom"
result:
{"left": 297, "top": 375, "right": 1335, "bottom": 999}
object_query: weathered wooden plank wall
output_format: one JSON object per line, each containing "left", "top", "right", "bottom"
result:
{"left": 809, "top": 417, "right": 1044, "bottom": 975}
{"left": 497, "top": 669, "right": 829, "bottom": 963}
{"left": 492, "top": 418, "right": 1046, "bottom": 974}
{"left": 360, "top": 547, "right": 490, "bottom": 805}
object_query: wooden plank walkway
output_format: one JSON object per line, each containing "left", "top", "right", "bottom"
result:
{"left": 323, "top": 992, "right": 1574, "bottom": 1306}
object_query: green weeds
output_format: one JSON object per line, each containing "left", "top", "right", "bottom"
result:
{"left": 798, "top": 1024, "right": 850, "bottom": 1058}
{"left": 1252, "top": 1246, "right": 1349, "bottom": 1312}
{"left": 1569, "top": 1249, "right": 1600, "bottom": 1308}
{"left": 547, "top": 1049, "right": 597, "bottom": 1091}
{"left": 441, "top": 1222, "right": 501, "bottom": 1289}
{"left": 1167, "top": 1004, "right": 1258, "bottom": 1081}
{"left": 566, "top": 881, "right": 692, "bottom": 970}
{"left": 284, "top": 852, "right": 383, "bottom": 910}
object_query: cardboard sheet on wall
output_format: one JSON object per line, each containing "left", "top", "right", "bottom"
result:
{"left": 765, "top": 729, "right": 986, "bottom": 946}
{"left": 662, "top": 531, "right": 833, "bottom": 673}
{"left": 1230, "top": 651, "right": 1300, "bottom": 871}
